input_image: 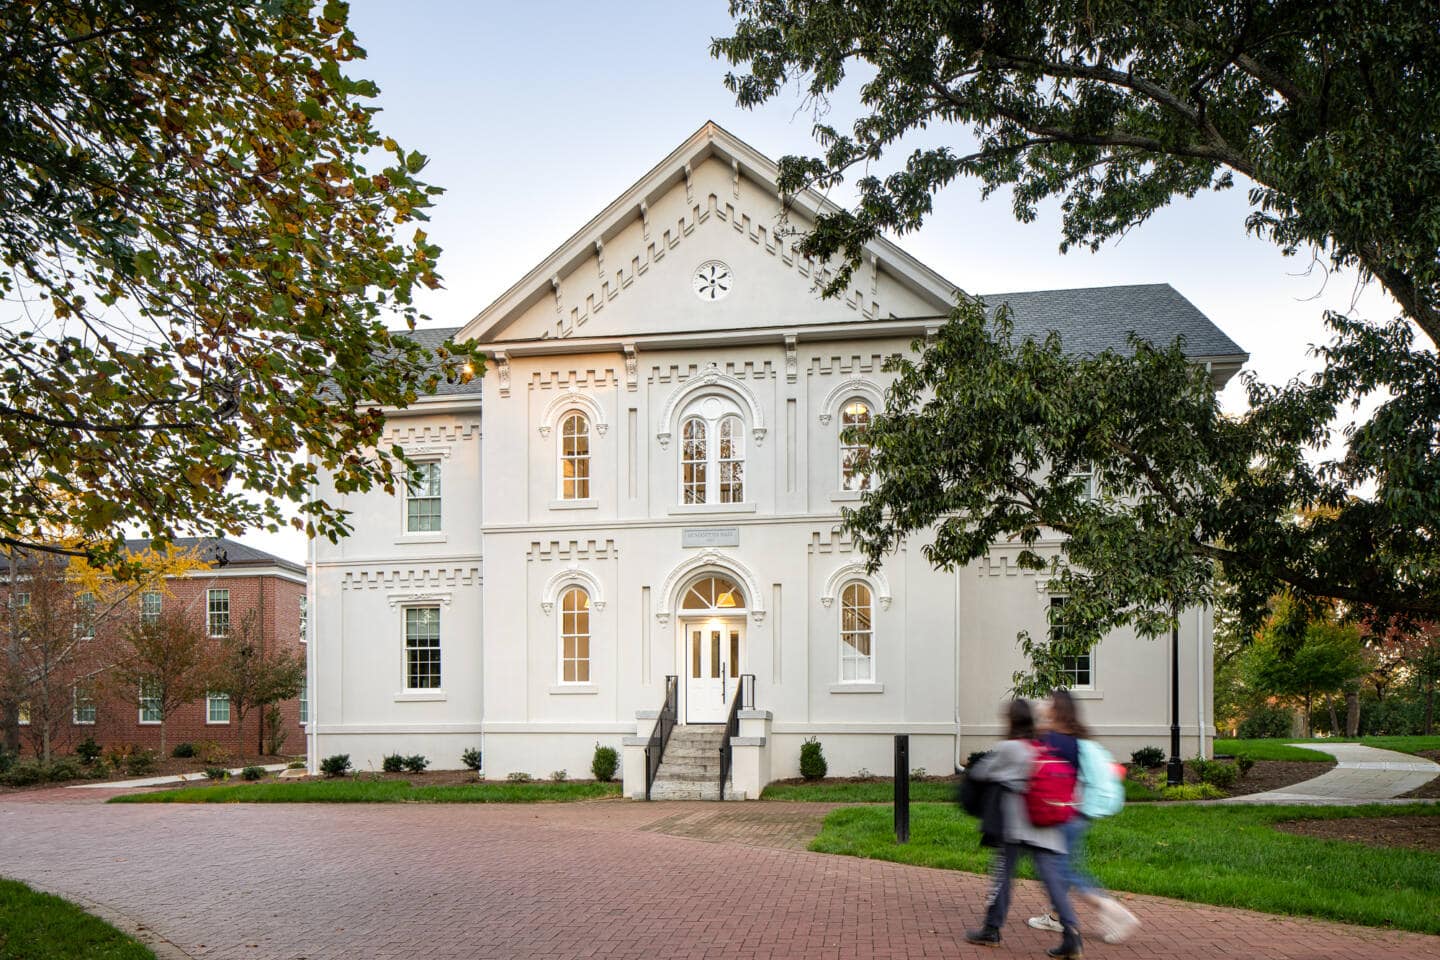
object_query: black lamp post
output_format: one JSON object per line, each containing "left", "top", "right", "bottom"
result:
{"left": 1166, "top": 621, "right": 1184, "bottom": 787}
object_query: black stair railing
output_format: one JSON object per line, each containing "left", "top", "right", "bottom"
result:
{"left": 718, "top": 673, "right": 755, "bottom": 800}
{"left": 643, "top": 675, "right": 678, "bottom": 801}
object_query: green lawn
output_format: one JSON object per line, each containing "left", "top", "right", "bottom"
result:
{"left": 810, "top": 802, "right": 1440, "bottom": 934}
{"left": 0, "top": 878, "right": 154, "bottom": 959}
{"left": 760, "top": 779, "right": 958, "bottom": 802}
{"left": 1216, "top": 736, "right": 1440, "bottom": 761}
{"left": 109, "top": 778, "right": 622, "bottom": 804}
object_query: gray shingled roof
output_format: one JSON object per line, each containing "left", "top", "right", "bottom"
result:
{"left": 124, "top": 537, "right": 304, "bottom": 576}
{"left": 398, "top": 326, "right": 485, "bottom": 397}
{"left": 979, "top": 283, "right": 1246, "bottom": 358}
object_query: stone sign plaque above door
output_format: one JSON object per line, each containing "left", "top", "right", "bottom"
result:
{"left": 681, "top": 526, "right": 740, "bottom": 548}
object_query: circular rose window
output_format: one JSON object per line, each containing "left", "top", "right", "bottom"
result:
{"left": 692, "top": 260, "right": 732, "bottom": 301}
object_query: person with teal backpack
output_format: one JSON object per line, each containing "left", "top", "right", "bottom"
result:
{"left": 1027, "top": 689, "right": 1140, "bottom": 945}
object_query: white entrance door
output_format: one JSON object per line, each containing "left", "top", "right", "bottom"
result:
{"left": 685, "top": 620, "right": 743, "bottom": 723}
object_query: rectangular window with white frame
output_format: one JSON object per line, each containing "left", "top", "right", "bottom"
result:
{"left": 140, "top": 591, "right": 163, "bottom": 626}
{"left": 405, "top": 461, "right": 442, "bottom": 532}
{"left": 206, "top": 692, "right": 231, "bottom": 724}
{"left": 75, "top": 593, "right": 96, "bottom": 640}
{"left": 299, "top": 595, "right": 308, "bottom": 643}
{"left": 404, "top": 606, "right": 441, "bottom": 690}
{"left": 298, "top": 671, "right": 308, "bottom": 724}
{"left": 1067, "top": 463, "right": 1096, "bottom": 501}
{"left": 72, "top": 685, "right": 96, "bottom": 725}
{"left": 207, "top": 588, "right": 230, "bottom": 637}
{"left": 1049, "top": 596, "right": 1094, "bottom": 690}
{"left": 138, "top": 683, "right": 162, "bottom": 724}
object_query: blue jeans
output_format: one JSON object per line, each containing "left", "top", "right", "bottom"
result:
{"left": 982, "top": 842, "right": 1079, "bottom": 931}
{"left": 1061, "top": 815, "right": 1104, "bottom": 897}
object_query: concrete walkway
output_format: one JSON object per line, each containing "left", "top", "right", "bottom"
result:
{"left": 67, "top": 762, "right": 289, "bottom": 790}
{"left": 1221, "top": 743, "right": 1439, "bottom": 805}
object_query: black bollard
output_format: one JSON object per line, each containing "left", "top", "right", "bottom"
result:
{"left": 894, "top": 734, "right": 910, "bottom": 843}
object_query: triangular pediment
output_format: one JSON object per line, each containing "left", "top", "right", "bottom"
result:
{"left": 458, "top": 122, "right": 963, "bottom": 345}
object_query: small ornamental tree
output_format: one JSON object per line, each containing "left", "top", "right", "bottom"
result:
{"left": 105, "top": 610, "right": 212, "bottom": 756}
{"left": 207, "top": 613, "right": 304, "bottom": 762}
{"left": 1245, "top": 597, "right": 1368, "bottom": 737}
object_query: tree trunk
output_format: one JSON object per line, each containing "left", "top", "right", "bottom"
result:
{"left": 159, "top": 717, "right": 168, "bottom": 757}
{"left": 1326, "top": 695, "right": 1341, "bottom": 737}
{"left": 1301, "top": 693, "right": 1312, "bottom": 737}
{"left": 1345, "top": 685, "right": 1360, "bottom": 737}
{"left": 257, "top": 705, "right": 265, "bottom": 757}
{"left": 1426, "top": 681, "right": 1435, "bottom": 736}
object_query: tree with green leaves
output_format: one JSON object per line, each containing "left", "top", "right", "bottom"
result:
{"left": 0, "top": 0, "right": 479, "bottom": 571}
{"left": 1244, "top": 596, "right": 1368, "bottom": 736}
{"left": 714, "top": 1, "right": 1440, "bottom": 688}
{"left": 207, "top": 612, "right": 304, "bottom": 761}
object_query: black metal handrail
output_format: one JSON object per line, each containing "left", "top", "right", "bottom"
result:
{"left": 718, "top": 673, "right": 755, "bottom": 800}
{"left": 643, "top": 675, "right": 678, "bottom": 801}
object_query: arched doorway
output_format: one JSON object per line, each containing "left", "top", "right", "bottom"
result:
{"left": 678, "top": 575, "right": 746, "bottom": 723}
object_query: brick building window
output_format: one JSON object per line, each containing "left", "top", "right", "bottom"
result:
{"left": 72, "top": 685, "right": 96, "bottom": 725}
{"left": 206, "top": 692, "right": 231, "bottom": 724}
{"left": 140, "top": 591, "right": 163, "bottom": 626}
{"left": 406, "top": 462, "right": 442, "bottom": 532}
{"left": 404, "top": 606, "right": 441, "bottom": 690}
{"left": 207, "top": 588, "right": 230, "bottom": 637}
{"left": 76, "top": 593, "right": 96, "bottom": 640}
{"left": 299, "top": 672, "right": 308, "bottom": 725}
{"left": 138, "top": 683, "right": 162, "bottom": 724}
{"left": 299, "top": 596, "right": 308, "bottom": 643}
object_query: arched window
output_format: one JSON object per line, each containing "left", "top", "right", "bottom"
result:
{"left": 559, "top": 412, "right": 591, "bottom": 500}
{"left": 840, "top": 399, "right": 872, "bottom": 491}
{"left": 839, "top": 581, "right": 874, "bottom": 682}
{"left": 677, "top": 396, "right": 746, "bottom": 504}
{"left": 681, "top": 416, "right": 707, "bottom": 504}
{"left": 560, "top": 587, "right": 591, "bottom": 683}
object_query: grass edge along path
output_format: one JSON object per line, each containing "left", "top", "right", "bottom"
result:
{"left": 809, "top": 801, "right": 1440, "bottom": 935}
{"left": 108, "top": 778, "right": 621, "bottom": 804}
{"left": 0, "top": 877, "right": 155, "bottom": 960}
{"left": 1215, "top": 736, "right": 1440, "bottom": 760}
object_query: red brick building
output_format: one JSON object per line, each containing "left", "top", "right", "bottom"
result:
{"left": 4, "top": 537, "right": 307, "bottom": 762}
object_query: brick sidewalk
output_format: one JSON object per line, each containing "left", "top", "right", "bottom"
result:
{"left": 0, "top": 793, "right": 1432, "bottom": 959}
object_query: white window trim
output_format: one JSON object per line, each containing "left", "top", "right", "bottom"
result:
{"left": 837, "top": 579, "right": 877, "bottom": 684}
{"left": 206, "top": 692, "right": 231, "bottom": 726}
{"left": 675, "top": 406, "right": 748, "bottom": 506}
{"left": 206, "top": 588, "right": 230, "bottom": 638}
{"left": 1047, "top": 595, "right": 1096, "bottom": 691}
{"left": 138, "top": 688, "right": 162, "bottom": 725}
{"left": 401, "top": 603, "right": 443, "bottom": 693}
{"left": 556, "top": 586, "right": 593, "bottom": 686}
{"left": 403, "top": 460, "right": 443, "bottom": 534}
{"left": 139, "top": 591, "right": 163, "bottom": 627}
{"left": 555, "top": 410, "right": 594, "bottom": 502}
{"left": 71, "top": 687, "right": 96, "bottom": 725}
{"left": 837, "top": 397, "right": 875, "bottom": 492}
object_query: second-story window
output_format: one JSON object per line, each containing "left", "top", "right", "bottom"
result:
{"left": 406, "top": 461, "right": 442, "bottom": 533}
{"left": 678, "top": 397, "right": 746, "bottom": 505}
{"left": 840, "top": 399, "right": 873, "bottom": 491}
{"left": 140, "top": 591, "right": 163, "bottom": 627}
{"left": 559, "top": 412, "right": 591, "bottom": 500}
{"left": 299, "top": 596, "right": 308, "bottom": 643}
{"left": 75, "top": 593, "right": 97, "bottom": 640}
{"left": 207, "top": 588, "right": 230, "bottom": 637}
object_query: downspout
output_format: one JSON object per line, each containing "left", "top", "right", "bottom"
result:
{"left": 1196, "top": 604, "right": 1206, "bottom": 759}
{"left": 307, "top": 457, "right": 318, "bottom": 776}
{"left": 953, "top": 566, "right": 962, "bottom": 772}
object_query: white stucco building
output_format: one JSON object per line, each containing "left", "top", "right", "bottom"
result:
{"left": 308, "top": 123, "right": 1246, "bottom": 798}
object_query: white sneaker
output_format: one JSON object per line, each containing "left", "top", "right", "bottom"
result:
{"left": 1027, "top": 913, "right": 1064, "bottom": 933}
{"left": 1098, "top": 898, "right": 1140, "bottom": 944}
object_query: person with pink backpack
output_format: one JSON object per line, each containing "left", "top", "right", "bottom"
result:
{"left": 964, "top": 698, "right": 1083, "bottom": 958}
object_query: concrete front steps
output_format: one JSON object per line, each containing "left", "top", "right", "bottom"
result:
{"left": 649, "top": 724, "right": 745, "bottom": 800}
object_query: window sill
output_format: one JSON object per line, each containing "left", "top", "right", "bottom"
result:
{"left": 548, "top": 498, "right": 598, "bottom": 510}
{"left": 829, "top": 682, "right": 884, "bottom": 694}
{"left": 394, "top": 691, "right": 447, "bottom": 702}
{"left": 828, "top": 490, "right": 864, "bottom": 503}
{"left": 1067, "top": 688, "right": 1102, "bottom": 700}
{"left": 395, "top": 533, "right": 448, "bottom": 545}
{"left": 138, "top": 720, "right": 160, "bottom": 726}
{"left": 205, "top": 720, "right": 231, "bottom": 726}
{"left": 667, "top": 502, "right": 757, "bottom": 516}
{"left": 71, "top": 721, "right": 96, "bottom": 726}
{"left": 548, "top": 684, "right": 598, "bottom": 695}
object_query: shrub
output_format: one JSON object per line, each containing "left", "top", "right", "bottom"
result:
{"left": 45, "top": 758, "right": 85, "bottom": 782}
{"left": 0, "top": 749, "right": 15, "bottom": 774}
{"left": 1131, "top": 746, "right": 1166, "bottom": 769}
{"left": 591, "top": 744, "right": 618, "bottom": 782}
{"left": 381, "top": 753, "right": 404, "bottom": 773}
{"left": 505, "top": 771, "right": 533, "bottom": 783}
{"left": 241, "top": 766, "right": 265, "bottom": 781}
{"left": 799, "top": 737, "right": 827, "bottom": 781}
{"left": 401, "top": 754, "right": 429, "bottom": 773}
{"left": 1237, "top": 704, "right": 1293, "bottom": 739}
{"left": 855, "top": 767, "right": 873, "bottom": 779}
{"left": 319, "top": 754, "right": 351, "bottom": 778}
{"left": 263, "top": 704, "right": 287, "bottom": 756}
{"left": 203, "top": 766, "right": 229, "bottom": 780}
{"left": 1160, "top": 783, "right": 1225, "bottom": 801}
{"left": 103, "top": 742, "right": 138, "bottom": 767}
{"left": 1189, "top": 756, "right": 1213, "bottom": 782}
{"left": 461, "top": 747, "right": 483, "bottom": 772}
{"left": 549, "top": 769, "right": 568, "bottom": 782}
{"left": 124, "top": 750, "right": 158, "bottom": 777}
{"left": 0, "top": 761, "right": 46, "bottom": 787}
{"left": 75, "top": 737, "right": 102, "bottom": 764}
{"left": 287, "top": 760, "right": 306, "bottom": 769}
{"left": 910, "top": 767, "right": 928, "bottom": 781}
{"left": 171, "top": 742, "right": 196, "bottom": 759}
{"left": 1235, "top": 754, "right": 1256, "bottom": 777}
{"left": 1201, "top": 761, "right": 1239, "bottom": 791}
{"left": 193, "top": 739, "right": 229, "bottom": 764}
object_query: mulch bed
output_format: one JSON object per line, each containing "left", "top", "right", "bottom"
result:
{"left": 1127, "top": 759, "right": 1335, "bottom": 798}
{"left": 1275, "top": 815, "right": 1440, "bottom": 853}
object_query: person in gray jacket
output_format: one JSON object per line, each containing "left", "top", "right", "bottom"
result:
{"left": 964, "top": 698, "right": 1082, "bottom": 958}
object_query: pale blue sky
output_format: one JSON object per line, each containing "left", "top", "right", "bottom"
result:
{"left": 245, "top": 1, "right": 1396, "bottom": 562}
